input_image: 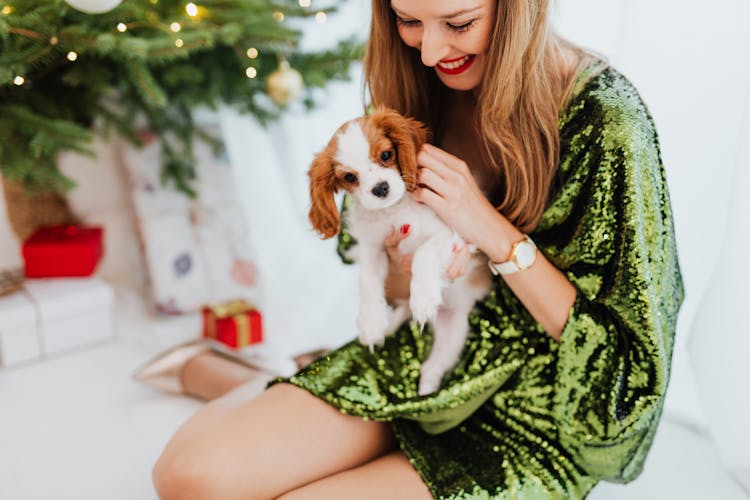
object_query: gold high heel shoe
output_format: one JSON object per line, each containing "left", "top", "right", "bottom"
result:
{"left": 132, "top": 338, "right": 285, "bottom": 395}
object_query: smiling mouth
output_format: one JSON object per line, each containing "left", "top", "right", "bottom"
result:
{"left": 436, "top": 55, "right": 476, "bottom": 75}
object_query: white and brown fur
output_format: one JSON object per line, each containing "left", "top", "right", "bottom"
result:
{"left": 308, "top": 108, "right": 492, "bottom": 395}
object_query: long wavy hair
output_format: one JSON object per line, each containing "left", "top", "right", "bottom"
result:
{"left": 364, "top": 0, "right": 597, "bottom": 232}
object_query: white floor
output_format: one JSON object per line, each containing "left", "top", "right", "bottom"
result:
{"left": 0, "top": 289, "right": 747, "bottom": 500}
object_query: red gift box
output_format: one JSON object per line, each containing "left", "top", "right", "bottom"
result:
{"left": 202, "top": 299, "right": 263, "bottom": 349}
{"left": 22, "top": 225, "right": 104, "bottom": 278}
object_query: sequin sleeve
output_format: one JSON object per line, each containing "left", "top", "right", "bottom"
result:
{"left": 543, "top": 70, "right": 685, "bottom": 482}
{"left": 336, "top": 194, "right": 357, "bottom": 264}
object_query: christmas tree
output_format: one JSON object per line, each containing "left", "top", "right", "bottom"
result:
{"left": 0, "top": 0, "right": 362, "bottom": 195}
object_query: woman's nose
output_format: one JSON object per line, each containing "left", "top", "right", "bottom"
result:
{"left": 419, "top": 26, "right": 449, "bottom": 67}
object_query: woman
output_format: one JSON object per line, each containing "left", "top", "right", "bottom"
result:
{"left": 147, "top": 0, "right": 684, "bottom": 498}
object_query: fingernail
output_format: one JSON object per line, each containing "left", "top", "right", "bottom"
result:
{"left": 400, "top": 224, "right": 410, "bottom": 235}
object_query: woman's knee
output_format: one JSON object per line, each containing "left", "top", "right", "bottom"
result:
{"left": 152, "top": 444, "right": 212, "bottom": 500}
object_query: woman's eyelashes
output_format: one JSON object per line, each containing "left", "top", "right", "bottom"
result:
{"left": 395, "top": 16, "right": 477, "bottom": 33}
{"left": 447, "top": 20, "right": 476, "bottom": 33}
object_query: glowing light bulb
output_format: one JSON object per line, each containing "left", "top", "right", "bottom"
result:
{"left": 13, "top": 76, "right": 25, "bottom": 86}
{"left": 315, "top": 11, "right": 326, "bottom": 23}
{"left": 245, "top": 67, "right": 257, "bottom": 79}
{"left": 298, "top": 0, "right": 310, "bottom": 7}
{"left": 170, "top": 22, "right": 181, "bottom": 32}
{"left": 272, "top": 11, "right": 284, "bottom": 22}
{"left": 117, "top": 22, "right": 127, "bottom": 32}
{"left": 185, "top": 2, "right": 198, "bottom": 16}
{"left": 175, "top": 38, "right": 184, "bottom": 47}
{"left": 246, "top": 47, "right": 258, "bottom": 59}
{"left": 67, "top": 51, "right": 78, "bottom": 61}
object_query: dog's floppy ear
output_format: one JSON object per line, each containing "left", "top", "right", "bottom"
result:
{"left": 308, "top": 147, "right": 340, "bottom": 239}
{"left": 372, "top": 108, "right": 430, "bottom": 192}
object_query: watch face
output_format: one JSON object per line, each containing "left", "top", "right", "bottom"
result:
{"left": 515, "top": 242, "right": 537, "bottom": 268}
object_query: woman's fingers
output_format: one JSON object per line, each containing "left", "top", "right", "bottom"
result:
{"left": 417, "top": 167, "right": 451, "bottom": 197}
{"left": 445, "top": 243, "right": 471, "bottom": 280}
{"left": 417, "top": 149, "right": 460, "bottom": 182}
{"left": 384, "top": 226, "right": 413, "bottom": 274}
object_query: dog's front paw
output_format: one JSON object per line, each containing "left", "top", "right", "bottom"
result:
{"left": 418, "top": 360, "right": 446, "bottom": 395}
{"left": 409, "top": 283, "right": 442, "bottom": 326}
{"left": 357, "top": 305, "right": 390, "bottom": 352}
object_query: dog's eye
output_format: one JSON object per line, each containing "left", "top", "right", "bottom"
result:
{"left": 343, "top": 173, "right": 358, "bottom": 183}
{"left": 380, "top": 151, "right": 393, "bottom": 162}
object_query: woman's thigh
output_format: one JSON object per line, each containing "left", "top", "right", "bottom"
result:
{"left": 153, "top": 382, "right": 396, "bottom": 500}
{"left": 278, "top": 450, "right": 432, "bottom": 500}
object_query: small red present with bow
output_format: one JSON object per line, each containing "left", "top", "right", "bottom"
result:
{"left": 22, "top": 225, "right": 104, "bottom": 278}
{"left": 201, "top": 299, "right": 263, "bottom": 349}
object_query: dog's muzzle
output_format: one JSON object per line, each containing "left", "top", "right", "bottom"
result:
{"left": 371, "top": 181, "right": 389, "bottom": 199}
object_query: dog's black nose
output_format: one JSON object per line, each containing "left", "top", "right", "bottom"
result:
{"left": 371, "top": 181, "right": 389, "bottom": 198}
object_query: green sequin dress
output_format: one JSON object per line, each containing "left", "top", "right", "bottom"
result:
{"left": 270, "top": 61, "right": 685, "bottom": 499}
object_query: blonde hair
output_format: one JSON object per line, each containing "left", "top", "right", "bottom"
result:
{"left": 364, "top": 0, "right": 596, "bottom": 232}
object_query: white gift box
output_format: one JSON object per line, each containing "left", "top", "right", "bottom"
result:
{"left": 24, "top": 277, "right": 115, "bottom": 357}
{"left": 0, "top": 291, "right": 41, "bottom": 367}
{"left": 0, "top": 277, "right": 115, "bottom": 367}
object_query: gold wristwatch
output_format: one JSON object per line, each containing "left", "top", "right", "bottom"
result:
{"left": 487, "top": 234, "right": 537, "bottom": 276}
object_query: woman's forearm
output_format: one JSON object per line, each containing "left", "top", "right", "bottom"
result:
{"left": 480, "top": 212, "right": 576, "bottom": 342}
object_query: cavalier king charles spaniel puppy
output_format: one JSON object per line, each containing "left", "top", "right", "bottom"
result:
{"left": 308, "top": 108, "right": 492, "bottom": 395}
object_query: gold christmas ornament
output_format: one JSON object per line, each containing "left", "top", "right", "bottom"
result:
{"left": 64, "top": 0, "right": 123, "bottom": 14}
{"left": 266, "top": 60, "right": 304, "bottom": 107}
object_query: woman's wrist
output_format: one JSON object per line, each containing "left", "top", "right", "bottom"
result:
{"left": 478, "top": 207, "right": 525, "bottom": 264}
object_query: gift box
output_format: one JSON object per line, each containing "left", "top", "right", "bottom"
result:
{"left": 22, "top": 225, "right": 104, "bottom": 278}
{"left": 202, "top": 299, "right": 262, "bottom": 349}
{"left": 24, "top": 277, "right": 114, "bottom": 356}
{"left": 0, "top": 290, "right": 41, "bottom": 367}
{"left": 121, "top": 125, "right": 259, "bottom": 314}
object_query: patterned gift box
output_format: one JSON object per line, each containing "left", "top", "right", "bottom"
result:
{"left": 121, "top": 125, "right": 258, "bottom": 314}
{"left": 202, "top": 299, "right": 263, "bottom": 349}
{"left": 22, "top": 225, "right": 104, "bottom": 278}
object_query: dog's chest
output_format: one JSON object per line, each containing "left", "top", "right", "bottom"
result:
{"left": 347, "top": 197, "right": 449, "bottom": 247}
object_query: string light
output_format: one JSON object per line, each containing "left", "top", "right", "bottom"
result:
{"left": 298, "top": 0, "right": 310, "bottom": 7}
{"left": 315, "top": 11, "right": 327, "bottom": 23}
{"left": 185, "top": 2, "right": 198, "bottom": 17}
{"left": 245, "top": 67, "right": 257, "bottom": 78}
{"left": 246, "top": 47, "right": 258, "bottom": 59}
{"left": 67, "top": 51, "right": 78, "bottom": 61}
{"left": 175, "top": 38, "right": 184, "bottom": 47}
{"left": 1, "top": 5, "right": 13, "bottom": 15}
{"left": 117, "top": 23, "right": 127, "bottom": 32}
{"left": 13, "top": 76, "right": 25, "bottom": 86}
{"left": 49, "top": 36, "right": 59, "bottom": 46}
{"left": 272, "top": 11, "right": 284, "bottom": 22}
{"left": 170, "top": 22, "right": 181, "bottom": 32}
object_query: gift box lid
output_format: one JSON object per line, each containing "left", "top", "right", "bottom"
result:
{"left": 0, "top": 290, "right": 36, "bottom": 329}
{"left": 23, "top": 225, "right": 103, "bottom": 247}
{"left": 23, "top": 277, "right": 114, "bottom": 320}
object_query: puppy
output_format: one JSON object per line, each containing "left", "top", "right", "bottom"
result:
{"left": 308, "top": 108, "right": 492, "bottom": 395}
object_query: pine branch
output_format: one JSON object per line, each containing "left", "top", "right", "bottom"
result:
{"left": 0, "top": 0, "right": 365, "bottom": 195}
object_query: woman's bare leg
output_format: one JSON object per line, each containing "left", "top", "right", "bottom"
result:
{"left": 180, "top": 352, "right": 261, "bottom": 401}
{"left": 277, "top": 450, "right": 432, "bottom": 500}
{"left": 153, "top": 383, "right": 397, "bottom": 500}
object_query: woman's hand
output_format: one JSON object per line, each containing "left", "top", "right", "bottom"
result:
{"left": 411, "top": 144, "right": 503, "bottom": 259}
{"left": 383, "top": 226, "right": 413, "bottom": 303}
{"left": 383, "top": 225, "right": 472, "bottom": 304}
